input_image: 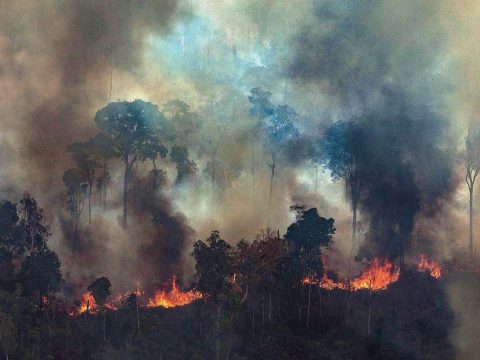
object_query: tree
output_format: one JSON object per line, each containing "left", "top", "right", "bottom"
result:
{"left": 320, "top": 121, "right": 363, "bottom": 250}
{"left": 170, "top": 145, "right": 197, "bottom": 184}
{"left": 192, "top": 230, "right": 235, "bottom": 301}
{"left": 18, "top": 249, "right": 62, "bottom": 301}
{"left": 465, "top": 128, "right": 480, "bottom": 258}
{"left": 192, "top": 231, "right": 235, "bottom": 360}
{"left": 248, "top": 88, "right": 299, "bottom": 223}
{"left": 0, "top": 200, "right": 23, "bottom": 290}
{"left": 284, "top": 206, "right": 335, "bottom": 328}
{"left": 164, "top": 99, "right": 201, "bottom": 147}
{"left": 18, "top": 193, "right": 50, "bottom": 255}
{"left": 68, "top": 137, "right": 102, "bottom": 224}
{"left": 141, "top": 140, "right": 168, "bottom": 193}
{"left": 88, "top": 277, "right": 111, "bottom": 343}
{"left": 63, "top": 169, "right": 87, "bottom": 242}
{"left": 94, "top": 100, "right": 161, "bottom": 227}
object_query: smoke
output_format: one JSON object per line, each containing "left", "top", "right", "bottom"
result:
{"left": 285, "top": 0, "right": 461, "bottom": 260}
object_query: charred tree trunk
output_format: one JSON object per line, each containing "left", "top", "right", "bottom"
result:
{"left": 267, "top": 153, "right": 276, "bottom": 226}
{"left": 469, "top": 186, "right": 474, "bottom": 257}
{"left": 268, "top": 290, "right": 272, "bottom": 321}
{"left": 88, "top": 182, "right": 92, "bottom": 224}
{"left": 211, "top": 152, "right": 216, "bottom": 212}
{"left": 103, "top": 183, "right": 107, "bottom": 213}
{"left": 306, "top": 283, "right": 312, "bottom": 329}
{"left": 123, "top": 162, "right": 130, "bottom": 227}
{"left": 152, "top": 159, "right": 158, "bottom": 194}
{"left": 103, "top": 310, "right": 106, "bottom": 343}
{"left": 215, "top": 304, "right": 221, "bottom": 360}
{"left": 0, "top": 326, "right": 9, "bottom": 360}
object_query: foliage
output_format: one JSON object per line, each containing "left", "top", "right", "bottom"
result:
{"left": 88, "top": 277, "right": 112, "bottom": 306}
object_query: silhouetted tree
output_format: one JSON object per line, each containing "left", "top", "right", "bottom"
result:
{"left": 88, "top": 277, "right": 111, "bottom": 342}
{"left": 465, "top": 128, "right": 480, "bottom": 257}
{"left": 94, "top": 100, "right": 161, "bottom": 227}
{"left": 164, "top": 99, "right": 201, "bottom": 147}
{"left": 18, "top": 249, "right": 61, "bottom": 302}
{"left": 18, "top": 193, "right": 50, "bottom": 255}
{"left": 68, "top": 136, "right": 104, "bottom": 224}
{"left": 285, "top": 206, "right": 335, "bottom": 327}
{"left": 248, "top": 88, "right": 299, "bottom": 223}
{"left": 170, "top": 145, "right": 197, "bottom": 184}
{"left": 320, "top": 121, "right": 363, "bottom": 251}
{"left": 141, "top": 141, "right": 168, "bottom": 193}
{"left": 192, "top": 230, "right": 235, "bottom": 360}
{"left": 63, "top": 169, "right": 87, "bottom": 242}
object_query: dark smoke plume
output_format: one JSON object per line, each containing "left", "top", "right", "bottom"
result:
{"left": 288, "top": 0, "right": 459, "bottom": 260}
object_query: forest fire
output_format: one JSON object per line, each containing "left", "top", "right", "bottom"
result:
{"left": 350, "top": 258, "right": 400, "bottom": 291}
{"left": 70, "top": 277, "right": 202, "bottom": 316}
{"left": 417, "top": 254, "right": 442, "bottom": 278}
{"left": 305, "top": 255, "right": 442, "bottom": 292}
{"left": 71, "top": 292, "right": 97, "bottom": 315}
{"left": 146, "top": 277, "right": 202, "bottom": 308}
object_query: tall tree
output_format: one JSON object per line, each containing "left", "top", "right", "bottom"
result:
{"left": 192, "top": 230, "right": 235, "bottom": 360}
{"left": 170, "top": 145, "right": 197, "bottom": 184}
{"left": 163, "top": 99, "right": 200, "bottom": 147}
{"left": 248, "top": 88, "right": 299, "bottom": 223}
{"left": 63, "top": 169, "right": 87, "bottom": 242}
{"left": 141, "top": 141, "right": 168, "bottom": 194}
{"left": 18, "top": 193, "right": 50, "bottom": 255}
{"left": 88, "top": 277, "right": 111, "bottom": 343}
{"left": 285, "top": 206, "right": 335, "bottom": 328}
{"left": 94, "top": 100, "right": 161, "bottom": 227}
{"left": 465, "top": 128, "right": 480, "bottom": 257}
{"left": 68, "top": 138, "right": 101, "bottom": 224}
{"left": 18, "top": 249, "right": 61, "bottom": 302}
{"left": 320, "top": 121, "right": 363, "bottom": 261}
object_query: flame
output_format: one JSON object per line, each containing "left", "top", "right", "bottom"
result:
{"left": 417, "top": 254, "right": 441, "bottom": 278}
{"left": 71, "top": 292, "right": 97, "bottom": 315}
{"left": 351, "top": 258, "right": 400, "bottom": 291}
{"left": 146, "top": 277, "right": 202, "bottom": 308}
{"left": 304, "top": 257, "right": 399, "bottom": 292}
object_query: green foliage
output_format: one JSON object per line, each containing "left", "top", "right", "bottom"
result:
{"left": 192, "top": 231, "right": 235, "bottom": 301}
{"left": 19, "top": 249, "right": 62, "bottom": 299}
{"left": 94, "top": 100, "right": 162, "bottom": 165}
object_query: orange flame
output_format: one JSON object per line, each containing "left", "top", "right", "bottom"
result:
{"left": 146, "top": 277, "right": 202, "bottom": 308}
{"left": 351, "top": 258, "right": 400, "bottom": 291}
{"left": 304, "top": 257, "right": 399, "bottom": 292}
{"left": 417, "top": 254, "right": 441, "bottom": 278}
{"left": 71, "top": 292, "right": 97, "bottom": 315}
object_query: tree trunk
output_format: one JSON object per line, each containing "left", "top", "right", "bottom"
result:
{"left": 367, "top": 303, "right": 372, "bottom": 335}
{"left": 252, "top": 142, "right": 255, "bottom": 197}
{"left": 315, "top": 164, "right": 318, "bottom": 196}
{"left": 267, "top": 153, "right": 276, "bottom": 226}
{"left": 152, "top": 159, "right": 158, "bottom": 194}
{"left": 104, "top": 183, "right": 107, "bottom": 213}
{"left": 88, "top": 182, "right": 92, "bottom": 224}
{"left": 252, "top": 299, "right": 255, "bottom": 336}
{"left": 216, "top": 305, "right": 221, "bottom": 360}
{"left": 470, "top": 187, "right": 474, "bottom": 258}
{"left": 74, "top": 216, "right": 79, "bottom": 244}
{"left": 123, "top": 162, "right": 129, "bottom": 227}
{"left": 352, "top": 195, "right": 358, "bottom": 247}
{"left": 136, "top": 295, "right": 141, "bottom": 335}
{"left": 0, "top": 326, "right": 9, "bottom": 360}
{"left": 103, "top": 310, "right": 106, "bottom": 343}
{"left": 306, "top": 283, "right": 311, "bottom": 329}
{"left": 268, "top": 290, "right": 272, "bottom": 321}
{"left": 211, "top": 152, "right": 216, "bottom": 212}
